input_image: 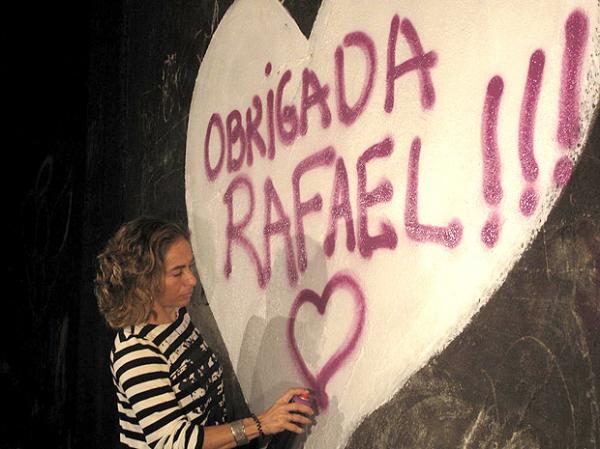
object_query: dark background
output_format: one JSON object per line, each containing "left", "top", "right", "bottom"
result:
{"left": 4, "top": 1, "right": 598, "bottom": 448}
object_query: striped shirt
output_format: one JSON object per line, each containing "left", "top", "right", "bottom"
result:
{"left": 110, "top": 308, "right": 227, "bottom": 449}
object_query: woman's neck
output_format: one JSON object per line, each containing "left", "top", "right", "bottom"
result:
{"left": 147, "top": 304, "right": 179, "bottom": 324}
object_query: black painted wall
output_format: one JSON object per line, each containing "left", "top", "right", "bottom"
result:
{"left": 6, "top": 1, "right": 598, "bottom": 448}
{"left": 5, "top": 1, "right": 89, "bottom": 448}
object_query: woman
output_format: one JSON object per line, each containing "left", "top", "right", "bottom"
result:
{"left": 95, "top": 217, "right": 314, "bottom": 449}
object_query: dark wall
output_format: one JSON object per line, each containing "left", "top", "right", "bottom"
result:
{"left": 6, "top": 1, "right": 598, "bottom": 449}
{"left": 5, "top": 1, "right": 89, "bottom": 448}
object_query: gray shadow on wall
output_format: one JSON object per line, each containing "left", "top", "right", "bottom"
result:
{"left": 237, "top": 236, "right": 346, "bottom": 447}
{"left": 189, "top": 289, "right": 253, "bottom": 422}
{"left": 187, "top": 215, "right": 252, "bottom": 421}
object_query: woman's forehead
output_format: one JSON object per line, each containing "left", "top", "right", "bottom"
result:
{"left": 164, "top": 238, "right": 194, "bottom": 267}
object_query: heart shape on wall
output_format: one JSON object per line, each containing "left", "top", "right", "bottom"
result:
{"left": 185, "top": 1, "right": 599, "bottom": 448}
{"left": 287, "top": 272, "right": 366, "bottom": 410}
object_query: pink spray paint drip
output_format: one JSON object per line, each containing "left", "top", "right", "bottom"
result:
{"left": 518, "top": 50, "right": 545, "bottom": 216}
{"left": 287, "top": 272, "right": 366, "bottom": 410}
{"left": 405, "top": 137, "right": 463, "bottom": 248}
{"left": 480, "top": 76, "right": 504, "bottom": 248}
{"left": 555, "top": 10, "right": 588, "bottom": 186}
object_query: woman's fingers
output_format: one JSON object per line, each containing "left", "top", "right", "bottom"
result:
{"left": 277, "top": 387, "right": 311, "bottom": 404}
{"left": 284, "top": 402, "right": 315, "bottom": 416}
{"left": 288, "top": 412, "right": 313, "bottom": 426}
{"left": 261, "top": 388, "right": 316, "bottom": 435}
{"left": 283, "top": 421, "right": 305, "bottom": 434}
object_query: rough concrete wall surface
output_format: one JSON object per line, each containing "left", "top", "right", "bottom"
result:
{"left": 184, "top": 1, "right": 599, "bottom": 448}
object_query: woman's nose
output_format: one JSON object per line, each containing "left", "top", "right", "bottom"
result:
{"left": 186, "top": 269, "right": 197, "bottom": 286}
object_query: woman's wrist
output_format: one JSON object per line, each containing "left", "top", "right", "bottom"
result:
{"left": 250, "top": 413, "right": 265, "bottom": 438}
{"left": 228, "top": 414, "right": 265, "bottom": 447}
{"left": 230, "top": 420, "right": 249, "bottom": 446}
{"left": 240, "top": 417, "right": 260, "bottom": 441}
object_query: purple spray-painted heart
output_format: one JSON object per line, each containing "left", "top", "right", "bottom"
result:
{"left": 287, "top": 272, "right": 366, "bottom": 410}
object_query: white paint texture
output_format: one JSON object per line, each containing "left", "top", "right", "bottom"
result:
{"left": 185, "top": 1, "right": 599, "bottom": 448}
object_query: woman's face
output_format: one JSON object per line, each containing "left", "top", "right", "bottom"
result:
{"left": 151, "top": 237, "right": 197, "bottom": 322}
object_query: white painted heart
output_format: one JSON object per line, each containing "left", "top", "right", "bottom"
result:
{"left": 185, "top": 1, "right": 599, "bottom": 448}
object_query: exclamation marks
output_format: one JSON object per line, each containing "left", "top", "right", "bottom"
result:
{"left": 519, "top": 50, "right": 545, "bottom": 216}
{"left": 481, "top": 76, "right": 504, "bottom": 248}
{"left": 481, "top": 9, "right": 589, "bottom": 248}
{"left": 555, "top": 10, "right": 588, "bottom": 186}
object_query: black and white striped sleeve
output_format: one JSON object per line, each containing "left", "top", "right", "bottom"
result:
{"left": 112, "top": 337, "right": 205, "bottom": 449}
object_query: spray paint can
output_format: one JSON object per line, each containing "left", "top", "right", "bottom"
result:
{"left": 266, "top": 393, "right": 315, "bottom": 449}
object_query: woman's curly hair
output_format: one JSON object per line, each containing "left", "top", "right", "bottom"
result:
{"left": 94, "top": 217, "right": 190, "bottom": 329}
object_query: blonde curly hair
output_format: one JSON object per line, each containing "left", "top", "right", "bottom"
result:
{"left": 94, "top": 217, "right": 190, "bottom": 329}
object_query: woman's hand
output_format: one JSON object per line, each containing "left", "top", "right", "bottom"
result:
{"left": 258, "top": 388, "right": 315, "bottom": 435}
